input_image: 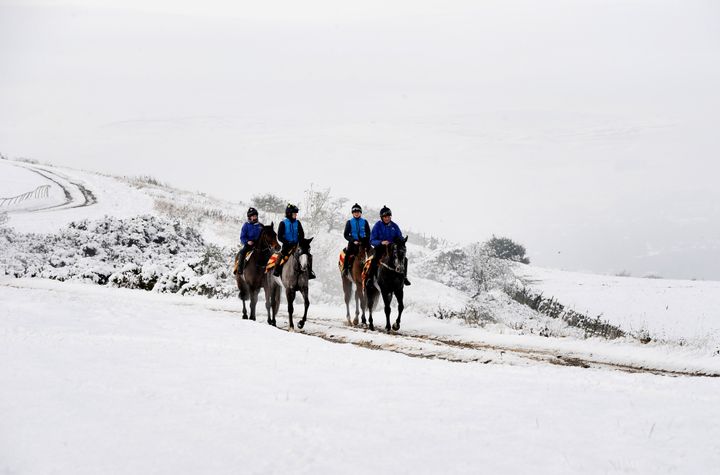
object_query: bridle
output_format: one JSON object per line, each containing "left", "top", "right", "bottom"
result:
{"left": 379, "top": 242, "right": 406, "bottom": 274}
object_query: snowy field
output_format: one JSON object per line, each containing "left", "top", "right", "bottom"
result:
{"left": 517, "top": 266, "right": 720, "bottom": 348}
{"left": 2, "top": 279, "right": 720, "bottom": 475}
{"left": 2, "top": 160, "right": 720, "bottom": 473}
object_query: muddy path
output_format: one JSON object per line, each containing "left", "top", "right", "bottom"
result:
{"left": 290, "top": 314, "right": 720, "bottom": 378}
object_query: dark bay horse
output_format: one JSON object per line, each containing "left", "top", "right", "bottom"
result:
{"left": 366, "top": 236, "right": 408, "bottom": 332}
{"left": 236, "top": 223, "right": 280, "bottom": 323}
{"left": 277, "top": 237, "right": 313, "bottom": 330}
{"left": 341, "top": 244, "right": 370, "bottom": 326}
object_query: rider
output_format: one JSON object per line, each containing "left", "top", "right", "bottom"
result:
{"left": 237, "top": 207, "right": 262, "bottom": 274}
{"left": 369, "top": 205, "right": 411, "bottom": 286}
{"left": 274, "top": 203, "right": 316, "bottom": 279}
{"left": 342, "top": 203, "right": 371, "bottom": 274}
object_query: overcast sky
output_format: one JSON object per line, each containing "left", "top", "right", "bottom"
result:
{"left": 2, "top": 0, "right": 719, "bottom": 279}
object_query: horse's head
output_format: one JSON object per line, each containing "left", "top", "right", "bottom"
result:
{"left": 260, "top": 222, "right": 281, "bottom": 251}
{"left": 389, "top": 236, "right": 408, "bottom": 274}
{"left": 297, "top": 237, "right": 313, "bottom": 272}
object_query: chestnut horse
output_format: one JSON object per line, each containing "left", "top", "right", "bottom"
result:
{"left": 341, "top": 244, "right": 370, "bottom": 326}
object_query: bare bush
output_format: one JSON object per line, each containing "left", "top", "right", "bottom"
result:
{"left": 252, "top": 193, "right": 287, "bottom": 215}
{"left": 302, "top": 185, "right": 347, "bottom": 234}
{"left": 485, "top": 235, "right": 530, "bottom": 264}
{"left": 507, "top": 286, "right": 628, "bottom": 340}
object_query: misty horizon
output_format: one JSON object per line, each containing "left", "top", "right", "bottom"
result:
{"left": 2, "top": 0, "right": 719, "bottom": 280}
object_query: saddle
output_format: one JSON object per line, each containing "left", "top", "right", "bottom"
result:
{"left": 265, "top": 249, "right": 294, "bottom": 273}
{"left": 338, "top": 248, "right": 346, "bottom": 272}
{"left": 361, "top": 256, "right": 374, "bottom": 289}
{"left": 233, "top": 250, "right": 258, "bottom": 275}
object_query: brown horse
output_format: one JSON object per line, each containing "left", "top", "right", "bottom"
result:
{"left": 236, "top": 223, "right": 280, "bottom": 322}
{"left": 341, "top": 244, "right": 370, "bottom": 326}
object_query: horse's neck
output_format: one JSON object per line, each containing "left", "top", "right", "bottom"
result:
{"left": 377, "top": 246, "right": 392, "bottom": 262}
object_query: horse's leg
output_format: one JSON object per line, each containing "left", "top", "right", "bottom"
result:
{"left": 355, "top": 284, "right": 364, "bottom": 326}
{"left": 249, "top": 289, "right": 258, "bottom": 321}
{"left": 392, "top": 288, "right": 404, "bottom": 331}
{"left": 272, "top": 285, "right": 281, "bottom": 326}
{"left": 264, "top": 285, "right": 273, "bottom": 325}
{"left": 343, "top": 278, "right": 353, "bottom": 325}
{"left": 383, "top": 291, "right": 393, "bottom": 332}
{"left": 367, "top": 287, "right": 375, "bottom": 331}
{"left": 298, "top": 286, "right": 309, "bottom": 330}
{"left": 241, "top": 298, "right": 248, "bottom": 319}
{"left": 359, "top": 286, "right": 368, "bottom": 326}
{"left": 286, "top": 289, "right": 295, "bottom": 330}
{"left": 354, "top": 283, "right": 361, "bottom": 324}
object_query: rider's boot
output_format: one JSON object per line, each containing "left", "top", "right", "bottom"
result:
{"left": 273, "top": 263, "right": 282, "bottom": 277}
{"left": 308, "top": 255, "right": 316, "bottom": 279}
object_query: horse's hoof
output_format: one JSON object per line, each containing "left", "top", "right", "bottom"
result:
{"left": 385, "top": 326, "right": 392, "bottom": 333}
{"left": 242, "top": 315, "right": 248, "bottom": 320}
{"left": 288, "top": 326, "right": 295, "bottom": 332}
{"left": 392, "top": 322, "right": 400, "bottom": 331}
{"left": 298, "top": 321, "right": 305, "bottom": 329}
{"left": 368, "top": 324, "right": 375, "bottom": 331}
{"left": 271, "top": 320, "right": 277, "bottom": 327}
{"left": 352, "top": 317, "right": 359, "bottom": 326}
{"left": 250, "top": 316, "right": 256, "bottom": 321}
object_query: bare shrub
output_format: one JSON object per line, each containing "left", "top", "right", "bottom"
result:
{"left": 507, "top": 286, "right": 628, "bottom": 340}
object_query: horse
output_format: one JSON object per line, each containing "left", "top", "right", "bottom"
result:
{"left": 277, "top": 237, "right": 314, "bottom": 330}
{"left": 341, "top": 244, "right": 370, "bottom": 326}
{"left": 366, "top": 236, "right": 408, "bottom": 332}
{"left": 236, "top": 223, "right": 280, "bottom": 323}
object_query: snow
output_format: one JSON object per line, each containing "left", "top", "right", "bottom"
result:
{"left": 3, "top": 161, "right": 154, "bottom": 234}
{"left": 517, "top": 265, "right": 720, "bottom": 348}
{"left": 2, "top": 279, "right": 720, "bottom": 474}
{"left": 0, "top": 161, "right": 49, "bottom": 197}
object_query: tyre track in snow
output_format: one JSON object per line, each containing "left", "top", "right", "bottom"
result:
{"left": 12, "top": 164, "right": 97, "bottom": 212}
{"left": 293, "top": 315, "right": 720, "bottom": 378}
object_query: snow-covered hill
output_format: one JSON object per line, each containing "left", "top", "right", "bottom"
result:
{"left": 3, "top": 158, "right": 720, "bottom": 473}
{"left": 2, "top": 158, "right": 720, "bottom": 354}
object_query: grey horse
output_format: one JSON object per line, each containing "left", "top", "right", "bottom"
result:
{"left": 275, "top": 237, "right": 314, "bottom": 330}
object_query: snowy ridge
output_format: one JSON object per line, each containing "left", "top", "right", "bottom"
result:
{"left": 2, "top": 158, "right": 720, "bottom": 361}
{"left": 3, "top": 160, "right": 720, "bottom": 474}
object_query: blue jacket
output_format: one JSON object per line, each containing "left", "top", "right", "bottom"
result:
{"left": 370, "top": 220, "right": 403, "bottom": 247}
{"left": 344, "top": 217, "right": 370, "bottom": 242}
{"left": 240, "top": 221, "right": 263, "bottom": 246}
{"left": 278, "top": 218, "right": 304, "bottom": 245}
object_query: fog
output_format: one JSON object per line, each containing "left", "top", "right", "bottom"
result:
{"left": 2, "top": 0, "right": 719, "bottom": 279}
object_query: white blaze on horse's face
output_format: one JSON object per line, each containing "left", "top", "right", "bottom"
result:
{"left": 299, "top": 253, "right": 309, "bottom": 272}
{"left": 395, "top": 248, "right": 405, "bottom": 274}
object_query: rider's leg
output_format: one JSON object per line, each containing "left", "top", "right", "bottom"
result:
{"left": 308, "top": 253, "right": 316, "bottom": 279}
{"left": 343, "top": 241, "right": 358, "bottom": 273}
{"left": 273, "top": 243, "right": 293, "bottom": 277}
{"left": 237, "top": 244, "right": 251, "bottom": 274}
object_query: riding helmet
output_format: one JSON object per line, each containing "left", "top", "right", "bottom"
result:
{"left": 351, "top": 203, "right": 362, "bottom": 213}
{"left": 285, "top": 203, "right": 299, "bottom": 215}
{"left": 380, "top": 205, "right": 392, "bottom": 217}
{"left": 247, "top": 207, "right": 258, "bottom": 218}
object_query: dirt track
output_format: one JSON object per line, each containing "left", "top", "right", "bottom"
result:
{"left": 294, "top": 314, "right": 720, "bottom": 378}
